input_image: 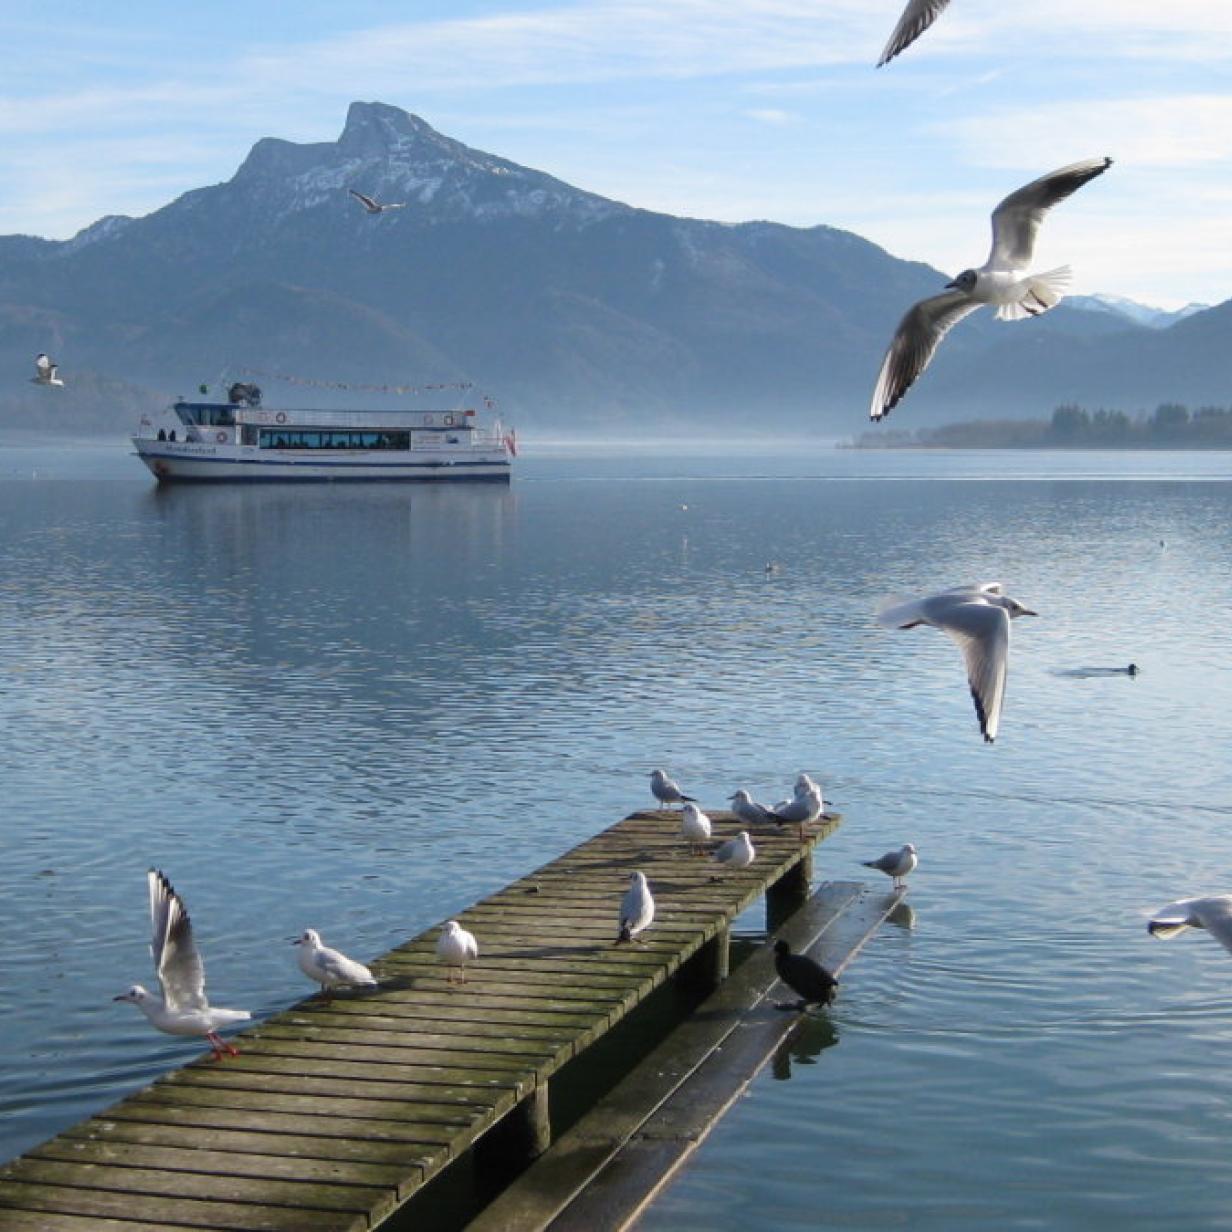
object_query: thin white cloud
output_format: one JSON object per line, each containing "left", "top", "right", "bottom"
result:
{"left": 743, "top": 108, "right": 800, "bottom": 126}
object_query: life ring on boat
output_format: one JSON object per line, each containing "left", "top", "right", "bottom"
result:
{"left": 275, "top": 412, "right": 287, "bottom": 425}
{"left": 444, "top": 414, "right": 455, "bottom": 427}
{"left": 216, "top": 431, "right": 227, "bottom": 443}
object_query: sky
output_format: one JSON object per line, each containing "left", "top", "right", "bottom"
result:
{"left": 2, "top": 1, "right": 1230, "bottom": 308}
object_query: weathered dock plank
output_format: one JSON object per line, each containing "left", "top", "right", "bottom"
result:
{"left": 0, "top": 809, "right": 835, "bottom": 1232}
{"left": 469, "top": 881, "right": 902, "bottom": 1232}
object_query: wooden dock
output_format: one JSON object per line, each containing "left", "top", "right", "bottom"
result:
{"left": 0, "top": 808, "right": 839, "bottom": 1232}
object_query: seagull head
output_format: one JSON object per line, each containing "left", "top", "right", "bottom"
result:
{"left": 293, "top": 928, "right": 322, "bottom": 947}
{"left": 729, "top": 790, "right": 751, "bottom": 804}
{"left": 442, "top": 919, "right": 462, "bottom": 936}
{"left": 631, "top": 871, "right": 647, "bottom": 887}
{"left": 903, "top": 843, "right": 918, "bottom": 856}
{"left": 945, "top": 269, "right": 978, "bottom": 293}
{"left": 1007, "top": 598, "right": 1038, "bottom": 618}
{"left": 114, "top": 984, "right": 152, "bottom": 1004}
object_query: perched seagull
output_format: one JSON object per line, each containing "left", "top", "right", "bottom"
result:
{"left": 681, "top": 802, "right": 713, "bottom": 855}
{"left": 729, "top": 789, "right": 776, "bottom": 828}
{"left": 769, "top": 784, "right": 824, "bottom": 840}
{"left": 31, "top": 353, "right": 64, "bottom": 387}
{"left": 1148, "top": 896, "right": 1232, "bottom": 956}
{"left": 436, "top": 919, "right": 479, "bottom": 984}
{"left": 651, "top": 768, "right": 696, "bottom": 809}
{"left": 863, "top": 844, "right": 918, "bottom": 889}
{"left": 618, "top": 871, "right": 655, "bottom": 944}
{"left": 773, "top": 939, "right": 838, "bottom": 1010}
{"left": 293, "top": 929, "right": 377, "bottom": 998}
{"left": 712, "top": 830, "right": 756, "bottom": 872}
{"left": 114, "top": 869, "right": 250, "bottom": 1060}
{"left": 869, "top": 157, "right": 1113, "bottom": 421}
{"left": 348, "top": 188, "right": 406, "bottom": 214}
{"left": 793, "top": 773, "right": 819, "bottom": 799}
{"left": 878, "top": 582, "right": 1036, "bottom": 742}
{"left": 877, "top": 0, "right": 951, "bottom": 67}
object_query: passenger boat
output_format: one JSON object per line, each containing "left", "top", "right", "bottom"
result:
{"left": 133, "top": 383, "right": 515, "bottom": 483}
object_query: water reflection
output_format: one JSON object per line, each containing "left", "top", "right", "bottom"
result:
{"left": 771, "top": 1012, "right": 839, "bottom": 1080}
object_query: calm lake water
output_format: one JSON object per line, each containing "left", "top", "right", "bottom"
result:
{"left": 2, "top": 437, "right": 1232, "bottom": 1229}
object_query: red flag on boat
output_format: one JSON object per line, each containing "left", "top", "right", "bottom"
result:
{"left": 504, "top": 428, "right": 518, "bottom": 457}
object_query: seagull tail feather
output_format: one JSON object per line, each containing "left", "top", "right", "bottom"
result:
{"left": 996, "top": 266, "right": 1072, "bottom": 321}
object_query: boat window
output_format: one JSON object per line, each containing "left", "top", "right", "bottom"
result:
{"left": 258, "top": 429, "right": 412, "bottom": 451}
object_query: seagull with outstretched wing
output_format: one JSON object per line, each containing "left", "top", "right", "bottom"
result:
{"left": 1149, "top": 897, "right": 1232, "bottom": 956}
{"left": 31, "top": 353, "right": 65, "bottom": 387}
{"left": 348, "top": 188, "right": 406, "bottom": 214}
{"left": 877, "top": 0, "right": 952, "bottom": 66}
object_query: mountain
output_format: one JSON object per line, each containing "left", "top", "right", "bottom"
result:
{"left": 0, "top": 101, "right": 1227, "bottom": 436}
{"left": 1066, "top": 293, "right": 1209, "bottom": 330}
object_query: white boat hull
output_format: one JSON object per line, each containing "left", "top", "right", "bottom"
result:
{"left": 133, "top": 439, "right": 512, "bottom": 483}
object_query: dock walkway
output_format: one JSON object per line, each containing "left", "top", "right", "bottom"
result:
{"left": 0, "top": 808, "right": 837, "bottom": 1232}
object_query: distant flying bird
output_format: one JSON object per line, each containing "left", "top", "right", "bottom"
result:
{"left": 869, "top": 157, "right": 1113, "bottom": 421}
{"left": 618, "top": 871, "right": 655, "bottom": 943}
{"left": 436, "top": 919, "right": 479, "bottom": 984}
{"left": 1148, "top": 896, "right": 1232, "bottom": 956}
{"left": 877, "top": 0, "right": 952, "bottom": 67}
{"left": 293, "top": 928, "right": 377, "bottom": 998}
{"left": 31, "top": 353, "right": 64, "bottom": 387}
{"left": 114, "top": 870, "right": 250, "bottom": 1060}
{"left": 681, "top": 802, "right": 713, "bottom": 854}
{"left": 712, "top": 830, "right": 756, "bottom": 872}
{"left": 878, "top": 583, "right": 1037, "bottom": 742}
{"left": 863, "top": 843, "right": 918, "bottom": 889}
{"left": 348, "top": 188, "right": 406, "bottom": 214}
{"left": 773, "top": 939, "right": 838, "bottom": 1010}
{"left": 729, "top": 789, "right": 776, "bottom": 828}
{"left": 651, "top": 768, "right": 695, "bottom": 809}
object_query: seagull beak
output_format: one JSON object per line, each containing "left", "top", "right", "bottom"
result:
{"left": 290, "top": 938, "right": 302, "bottom": 945}
{"left": 944, "top": 278, "right": 960, "bottom": 289}
{"left": 112, "top": 994, "right": 127, "bottom": 1001}
{"left": 1021, "top": 608, "right": 1039, "bottom": 617}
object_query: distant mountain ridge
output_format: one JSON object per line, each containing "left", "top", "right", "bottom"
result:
{"left": 0, "top": 101, "right": 1227, "bottom": 435}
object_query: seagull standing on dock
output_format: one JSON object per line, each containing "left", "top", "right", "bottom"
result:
{"left": 114, "top": 869, "right": 250, "bottom": 1060}
{"left": 863, "top": 844, "right": 918, "bottom": 889}
{"left": 729, "top": 789, "right": 776, "bottom": 828}
{"left": 1148, "top": 896, "right": 1232, "bottom": 956}
{"left": 651, "top": 769, "right": 696, "bottom": 810}
{"left": 769, "top": 784, "right": 824, "bottom": 840}
{"left": 878, "top": 583, "right": 1036, "bottom": 742}
{"left": 773, "top": 940, "right": 838, "bottom": 1010}
{"left": 869, "top": 157, "right": 1113, "bottom": 421}
{"left": 293, "top": 929, "right": 378, "bottom": 998}
{"left": 877, "top": 0, "right": 951, "bottom": 66}
{"left": 681, "top": 802, "right": 712, "bottom": 855}
{"left": 712, "top": 830, "right": 756, "bottom": 873}
{"left": 31, "top": 353, "right": 64, "bottom": 387}
{"left": 617, "top": 872, "right": 655, "bottom": 944}
{"left": 436, "top": 920, "right": 479, "bottom": 984}
{"left": 348, "top": 188, "right": 406, "bottom": 214}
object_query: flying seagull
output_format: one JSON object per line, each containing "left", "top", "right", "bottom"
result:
{"left": 618, "top": 871, "right": 655, "bottom": 944}
{"left": 773, "top": 939, "right": 838, "bottom": 1010}
{"left": 877, "top": 0, "right": 952, "bottom": 67}
{"left": 114, "top": 869, "right": 250, "bottom": 1060}
{"left": 348, "top": 188, "right": 406, "bottom": 214}
{"left": 681, "top": 802, "right": 713, "bottom": 855}
{"left": 1148, "top": 896, "right": 1232, "bottom": 956}
{"left": 31, "top": 353, "right": 64, "bottom": 387}
{"left": 878, "top": 583, "right": 1036, "bottom": 742}
{"left": 293, "top": 928, "right": 377, "bottom": 998}
{"left": 862, "top": 844, "right": 918, "bottom": 889}
{"left": 436, "top": 919, "right": 479, "bottom": 984}
{"left": 869, "top": 157, "right": 1113, "bottom": 421}
{"left": 651, "top": 768, "right": 695, "bottom": 809}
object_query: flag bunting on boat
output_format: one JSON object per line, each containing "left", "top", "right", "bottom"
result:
{"left": 236, "top": 367, "right": 475, "bottom": 396}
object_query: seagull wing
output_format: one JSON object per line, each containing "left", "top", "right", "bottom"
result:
{"left": 987, "top": 157, "right": 1113, "bottom": 270}
{"left": 148, "top": 869, "right": 208, "bottom": 1012}
{"left": 933, "top": 600, "right": 1011, "bottom": 742}
{"left": 877, "top": 0, "right": 952, "bottom": 66}
{"left": 870, "top": 291, "right": 981, "bottom": 420}
{"left": 1190, "top": 899, "right": 1232, "bottom": 954}
{"left": 315, "top": 946, "right": 374, "bottom": 984}
{"left": 349, "top": 189, "right": 378, "bottom": 211}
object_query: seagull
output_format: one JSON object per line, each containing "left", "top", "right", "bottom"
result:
{"left": 712, "top": 830, "right": 756, "bottom": 872}
{"left": 617, "top": 871, "right": 655, "bottom": 944}
{"left": 793, "top": 773, "right": 819, "bottom": 799}
{"left": 773, "top": 939, "right": 838, "bottom": 1010}
{"left": 729, "top": 789, "right": 776, "bottom": 828}
{"left": 681, "top": 801, "right": 713, "bottom": 855}
{"left": 436, "top": 919, "right": 479, "bottom": 984}
{"left": 877, "top": 0, "right": 951, "bottom": 67}
{"left": 114, "top": 869, "right": 250, "bottom": 1060}
{"left": 869, "top": 157, "right": 1113, "bottom": 421}
{"left": 293, "top": 929, "right": 377, "bottom": 998}
{"left": 348, "top": 188, "right": 406, "bottom": 214}
{"left": 31, "top": 353, "right": 64, "bottom": 387}
{"left": 878, "top": 582, "right": 1037, "bottom": 742}
{"left": 651, "top": 768, "right": 696, "bottom": 809}
{"left": 769, "top": 784, "right": 824, "bottom": 839}
{"left": 863, "top": 844, "right": 918, "bottom": 889}
{"left": 1148, "top": 896, "right": 1232, "bottom": 956}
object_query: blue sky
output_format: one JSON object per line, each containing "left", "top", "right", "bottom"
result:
{"left": 3, "top": 1, "right": 1230, "bottom": 307}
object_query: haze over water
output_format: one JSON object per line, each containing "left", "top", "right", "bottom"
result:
{"left": 2, "top": 438, "right": 1232, "bottom": 1229}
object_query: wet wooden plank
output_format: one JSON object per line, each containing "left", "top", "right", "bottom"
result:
{"left": 0, "top": 1210, "right": 177, "bottom": 1232}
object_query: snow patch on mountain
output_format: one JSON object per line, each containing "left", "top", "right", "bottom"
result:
{"left": 1068, "top": 293, "right": 1209, "bottom": 330}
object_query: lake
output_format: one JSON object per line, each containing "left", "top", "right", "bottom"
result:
{"left": 2, "top": 437, "right": 1231, "bottom": 1230}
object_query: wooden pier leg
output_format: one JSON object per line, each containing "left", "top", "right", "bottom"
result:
{"left": 509, "top": 1083, "right": 552, "bottom": 1161}
{"left": 703, "top": 924, "right": 731, "bottom": 988}
{"left": 474, "top": 1082, "right": 553, "bottom": 1199}
{"left": 766, "top": 852, "right": 813, "bottom": 932}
